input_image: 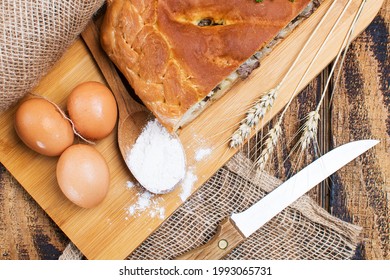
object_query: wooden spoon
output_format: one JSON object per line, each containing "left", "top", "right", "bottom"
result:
{"left": 81, "top": 20, "right": 185, "bottom": 193}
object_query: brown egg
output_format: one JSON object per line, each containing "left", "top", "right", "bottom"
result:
{"left": 14, "top": 98, "right": 74, "bottom": 156}
{"left": 67, "top": 81, "right": 117, "bottom": 140}
{"left": 56, "top": 144, "right": 110, "bottom": 208}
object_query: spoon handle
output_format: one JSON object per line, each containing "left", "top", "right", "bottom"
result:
{"left": 81, "top": 20, "right": 144, "bottom": 119}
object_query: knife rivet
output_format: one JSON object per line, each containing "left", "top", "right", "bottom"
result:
{"left": 218, "top": 239, "right": 228, "bottom": 250}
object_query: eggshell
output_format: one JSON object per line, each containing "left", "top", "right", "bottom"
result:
{"left": 14, "top": 98, "right": 74, "bottom": 156}
{"left": 56, "top": 144, "right": 110, "bottom": 208}
{"left": 67, "top": 81, "right": 118, "bottom": 140}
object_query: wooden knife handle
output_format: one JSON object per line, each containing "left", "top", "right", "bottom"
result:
{"left": 175, "top": 217, "right": 246, "bottom": 260}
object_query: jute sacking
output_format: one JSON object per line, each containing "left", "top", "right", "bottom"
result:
{"left": 0, "top": 0, "right": 104, "bottom": 112}
{"left": 60, "top": 152, "right": 362, "bottom": 260}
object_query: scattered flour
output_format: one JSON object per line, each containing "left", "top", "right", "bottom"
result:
{"left": 126, "top": 119, "right": 186, "bottom": 194}
{"left": 180, "top": 169, "right": 198, "bottom": 202}
{"left": 126, "top": 180, "right": 136, "bottom": 189}
{"left": 124, "top": 168, "right": 198, "bottom": 220}
{"left": 125, "top": 191, "right": 166, "bottom": 220}
{"left": 195, "top": 148, "right": 212, "bottom": 161}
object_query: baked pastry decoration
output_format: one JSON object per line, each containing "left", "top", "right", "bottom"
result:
{"left": 101, "top": 0, "right": 313, "bottom": 132}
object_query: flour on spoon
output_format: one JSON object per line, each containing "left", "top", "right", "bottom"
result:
{"left": 126, "top": 119, "right": 186, "bottom": 194}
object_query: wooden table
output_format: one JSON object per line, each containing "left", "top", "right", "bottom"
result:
{"left": 0, "top": 1, "right": 389, "bottom": 260}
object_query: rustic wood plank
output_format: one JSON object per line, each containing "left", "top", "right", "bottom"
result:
{"left": 0, "top": 164, "right": 69, "bottom": 260}
{"left": 318, "top": 67, "right": 332, "bottom": 210}
{"left": 330, "top": 0, "right": 389, "bottom": 259}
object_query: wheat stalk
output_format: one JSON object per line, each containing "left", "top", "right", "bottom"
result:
{"left": 253, "top": 0, "right": 348, "bottom": 168}
{"left": 256, "top": 123, "right": 282, "bottom": 170}
{"left": 229, "top": 0, "right": 338, "bottom": 149}
{"left": 297, "top": 0, "right": 367, "bottom": 151}
{"left": 254, "top": 0, "right": 365, "bottom": 169}
{"left": 230, "top": 86, "right": 279, "bottom": 148}
{"left": 299, "top": 111, "right": 321, "bottom": 151}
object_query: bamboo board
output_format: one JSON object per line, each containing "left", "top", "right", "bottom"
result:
{"left": 0, "top": 0, "right": 383, "bottom": 259}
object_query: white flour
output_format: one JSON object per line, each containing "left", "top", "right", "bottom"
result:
{"left": 180, "top": 168, "right": 198, "bottom": 202}
{"left": 126, "top": 180, "right": 136, "bottom": 189}
{"left": 125, "top": 168, "right": 197, "bottom": 220}
{"left": 125, "top": 191, "right": 165, "bottom": 220}
{"left": 126, "top": 119, "right": 186, "bottom": 194}
{"left": 195, "top": 148, "right": 212, "bottom": 161}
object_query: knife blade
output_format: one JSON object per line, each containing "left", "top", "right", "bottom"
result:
{"left": 176, "top": 139, "right": 379, "bottom": 260}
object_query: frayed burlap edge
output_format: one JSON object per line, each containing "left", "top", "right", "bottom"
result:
{"left": 59, "top": 242, "right": 84, "bottom": 260}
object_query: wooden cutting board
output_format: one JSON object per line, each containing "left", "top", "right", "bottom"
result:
{"left": 0, "top": 0, "right": 383, "bottom": 259}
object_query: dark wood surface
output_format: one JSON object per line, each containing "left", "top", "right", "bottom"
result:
{"left": 330, "top": 3, "right": 389, "bottom": 259}
{"left": 0, "top": 1, "right": 389, "bottom": 260}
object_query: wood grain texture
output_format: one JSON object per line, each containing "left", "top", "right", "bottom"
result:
{"left": 0, "top": 165, "right": 68, "bottom": 259}
{"left": 330, "top": 0, "right": 389, "bottom": 260}
{"left": 0, "top": 0, "right": 387, "bottom": 259}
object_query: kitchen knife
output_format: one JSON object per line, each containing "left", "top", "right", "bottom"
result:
{"left": 176, "top": 139, "right": 379, "bottom": 260}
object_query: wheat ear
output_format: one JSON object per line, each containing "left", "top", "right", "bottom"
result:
{"left": 298, "top": 0, "right": 367, "bottom": 151}
{"left": 256, "top": 123, "right": 282, "bottom": 170}
{"left": 254, "top": 0, "right": 362, "bottom": 169}
{"left": 230, "top": 0, "right": 338, "bottom": 149}
{"left": 230, "top": 85, "right": 279, "bottom": 148}
{"left": 299, "top": 111, "right": 321, "bottom": 151}
{"left": 254, "top": 0, "right": 344, "bottom": 169}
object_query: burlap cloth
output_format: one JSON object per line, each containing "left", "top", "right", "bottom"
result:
{"left": 0, "top": 0, "right": 362, "bottom": 260}
{"left": 60, "top": 152, "right": 362, "bottom": 260}
{"left": 0, "top": 0, "right": 104, "bottom": 112}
